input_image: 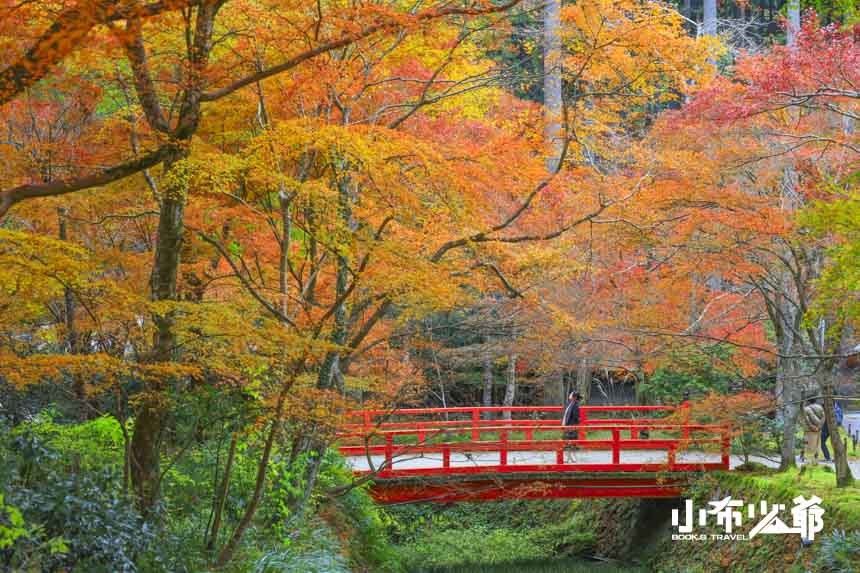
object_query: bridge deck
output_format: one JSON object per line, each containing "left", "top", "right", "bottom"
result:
{"left": 345, "top": 448, "right": 727, "bottom": 473}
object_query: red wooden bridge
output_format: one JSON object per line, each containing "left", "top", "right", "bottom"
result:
{"left": 337, "top": 405, "right": 730, "bottom": 504}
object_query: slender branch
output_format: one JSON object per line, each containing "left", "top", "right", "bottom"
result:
{"left": 199, "top": 0, "right": 524, "bottom": 102}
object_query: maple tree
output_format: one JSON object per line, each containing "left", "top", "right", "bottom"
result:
{"left": 648, "top": 14, "right": 859, "bottom": 485}
{"left": 1, "top": 0, "right": 542, "bottom": 558}
{"left": 2, "top": 1, "right": 860, "bottom": 568}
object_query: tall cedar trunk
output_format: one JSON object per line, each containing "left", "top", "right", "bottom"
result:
{"left": 575, "top": 358, "right": 591, "bottom": 403}
{"left": 502, "top": 354, "right": 517, "bottom": 420}
{"left": 482, "top": 357, "right": 494, "bottom": 420}
{"left": 131, "top": 150, "right": 187, "bottom": 514}
{"left": 776, "top": 2, "right": 803, "bottom": 471}
{"left": 820, "top": 372, "right": 854, "bottom": 487}
{"left": 635, "top": 371, "right": 651, "bottom": 406}
{"left": 777, "top": 328, "right": 800, "bottom": 471}
{"left": 786, "top": 0, "right": 801, "bottom": 47}
{"left": 543, "top": 0, "right": 562, "bottom": 172}
{"left": 702, "top": 0, "right": 716, "bottom": 36}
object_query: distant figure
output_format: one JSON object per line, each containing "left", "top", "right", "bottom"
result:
{"left": 821, "top": 402, "right": 843, "bottom": 462}
{"left": 562, "top": 392, "right": 582, "bottom": 463}
{"left": 800, "top": 398, "right": 825, "bottom": 465}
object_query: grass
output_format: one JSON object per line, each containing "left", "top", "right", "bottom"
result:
{"left": 731, "top": 464, "right": 860, "bottom": 526}
{"left": 422, "top": 558, "right": 646, "bottom": 573}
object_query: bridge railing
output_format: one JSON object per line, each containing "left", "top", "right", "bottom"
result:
{"left": 341, "top": 404, "right": 685, "bottom": 442}
{"left": 337, "top": 418, "right": 730, "bottom": 477}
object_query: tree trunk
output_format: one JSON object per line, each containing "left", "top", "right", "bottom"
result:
{"left": 131, "top": 150, "right": 187, "bottom": 515}
{"left": 215, "top": 391, "right": 286, "bottom": 566}
{"left": 295, "top": 442, "right": 325, "bottom": 518}
{"left": 482, "top": 357, "right": 493, "bottom": 420}
{"left": 543, "top": 0, "right": 562, "bottom": 172}
{"left": 786, "top": 0, "right": 800, "bottom": 47}
{"left": 58, "top": 207, "right": 90, "bottom": 420}
{"left": 820, "top": 373, "right": 854, "bottom": 487}
{"left": 502, "top": 354, "right": 517, "bottom": 421}
{"left": 317, "top": 162, "right": 354, "bottom": 392}
{"left": 702, "top": 0, "right": 717, "bottom": 37}
{"left": 576, "top": 358, "right": 591, "bottom": 404}
{"left": 777, "top": 334, "right": 801, "bottom": 471}
{"left": 207, "top": 432, "right": 237, "bottom": 551}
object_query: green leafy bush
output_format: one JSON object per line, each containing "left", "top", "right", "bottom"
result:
{"left": 2, "top": 429, "right": 149, "bottom": 572}
{"left": 0, "top": 493, "right": 69, "bottom": 573}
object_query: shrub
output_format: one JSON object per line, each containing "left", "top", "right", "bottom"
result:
{"left": 2, "top": 430, "right": 150, "bottom": 572}
{"left": 817, "top": 529, "right": 860, "bottom": 573}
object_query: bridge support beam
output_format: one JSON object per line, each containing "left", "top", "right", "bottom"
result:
{"left": 369, "top": 476, "right": 688, "bottom": 504}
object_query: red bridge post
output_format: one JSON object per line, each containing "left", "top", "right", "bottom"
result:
{"left": 500, "top": 430, "right": 508, "bottom": 466}
{"left": 580, "top": 409, "right": 588, "bottom": 440}
{"left": 612, "top": 428, "right": 620, "bottom": 465}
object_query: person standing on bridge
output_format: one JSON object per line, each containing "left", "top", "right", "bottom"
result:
{"left": 800, "top": 397, "right": 825, "bottom": 465}
{"left": 562, "top": 392, "right": 582, "bottom": 463}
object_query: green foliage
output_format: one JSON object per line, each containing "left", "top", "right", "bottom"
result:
{"left": 799, "top": 182, "right": 860, "bottom": 326}
{"left": 0, "top": 410, "right": 402, "bottom": 573}
{"left": 399, "top": 526, "right": 552, "bottom": 570}
{"left": 1, "top": 429, "right": 148, "bottom": 572}
{"left": 0, "top": 494, "right": 69, "bottom": 573}
{"left": 817, "top": 529, "right": 860, "bottom": 573}
{"left": 0, "top": 495, "right": 28, "bottom": 550}
{"left": 803, "top": 0, "right": 860, "bottom": 26}
{"left": 650, "top": 469, "right": 860, "bottom": 573}
{"left": 384, "top": 500, "right": 595, "bottom": 570}
{"left": 15, "top": 410, "right": 126, "bottom": 472}
{"left": 641, "top": 358, "right": 731, "bottom": 404}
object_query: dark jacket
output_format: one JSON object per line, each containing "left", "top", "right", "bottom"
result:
{"left": 562, "top": 399, "right": 580, "bottom": 427}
